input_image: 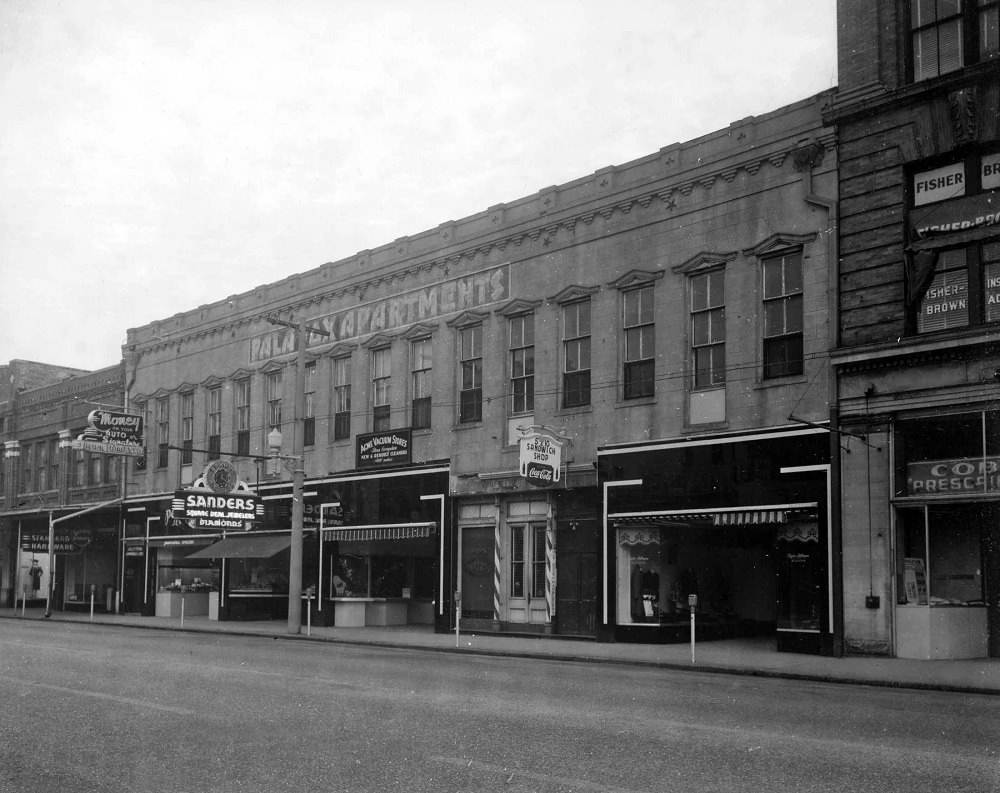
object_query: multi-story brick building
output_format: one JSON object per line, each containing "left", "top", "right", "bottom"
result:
{"left": 828, "top": 0, "right": 999, "bottom": 658}
{"left": 0, "top": 363, "right": 125, "bottom": 610}
{"left": 122, "top": 91, "right": 838, "bottom": 653}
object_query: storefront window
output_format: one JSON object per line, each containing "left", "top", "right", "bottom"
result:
{"left": 616, "top": 526, "right": 671, "bottom": 625}
{"left": 896, "top": 411, "right": 1000, "bottom": 497}
{"left": 776, "top": 521, "right": 822, "bottom": 632}
{"left": 228, "top": 549, "right": 289, "bottom": 594}
{"left": 896, "top": 506, "right": 987, "bottom": 607}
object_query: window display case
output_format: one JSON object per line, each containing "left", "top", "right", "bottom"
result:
{"left": 155, "top": 560, "right": 218, "bottom": 618}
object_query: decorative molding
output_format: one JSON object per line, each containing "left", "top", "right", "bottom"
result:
{"left": 742, "top": 232, "right": 818, "bottom": 258}
{"left": 948, "top": 86, "right": 978, "bottom": 145}
{"left": 446, "top": 309, "right": 490, "bottom": 329}
{"left": 400, "top": 322, "right": 439, "bottom": 341}
{"left": 361, "top": 332, "right": 395, "bottom": 350}
{"left": 607, "top": 268, "right": 665, "bottom": 290}
{"left": 547, "top": 284, "right": 601, "bottom": 304}
{"left": 496, "top": 298, "right": 542, "bottom": 317}
{"left": 672, "top": 251, "right": 739, "bottom": 275}
{"left": 325, "top": 342, "right": 358, "bottom": 359}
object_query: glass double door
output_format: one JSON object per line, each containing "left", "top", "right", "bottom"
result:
{"left": 506, "top": 522, "right": 548, "bottom": 625}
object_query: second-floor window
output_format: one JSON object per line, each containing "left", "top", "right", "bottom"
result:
{"left": 48, "top": 439, "right": 58, "bottom": 491}
{"left": 459, "top": 325, "right": 483, "bottom": 423}
{"left": 207, "top": 386, "right": 222, "bottom": 460}
{"left": 762, "top": 251, "right": 804, "bottom": 379}
{"left": 510, "top": 314, "right": 534, "bottom": 415}
{"left": 691, "top": 270, "right": 726, "bottom": 388}
{"left": 235, "top": 379, "right": 251, "bottom": 457}
{"left": 36, "top": 441, "right": 48, "bottom": 491}
{"left": 910, "top": 0, "right": 999, "bottom": 82}
{"left": 180, "top": 391, "right": 194, "bottom": 465}
{"left": 411, "top": 339, "right": 432, "bottom": 430}
{"left": 334, "top": 356, "right": 352, "bottom": 441}
{"left": 623, "top": 285, "right": 655, "bottom": 399}
{"left": 372, "top": 348, "right": 391, "bottom": 432}
{"left": 562, "top": 300, "right": 591, "bottom": 408}
{"left": 266, "top": 371, "right": 282, "bottom": 431}
{"left": 156, "top": 397, "right": 170, "bottom": 468}
{"left": 304, "top": 361, "right": 317, "bottom": 447}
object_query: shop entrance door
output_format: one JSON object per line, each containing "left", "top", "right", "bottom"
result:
{"left": 460, "top": 526, "right": 494, "bottom": 620}
{"left": 506, "top": 522, "right": 548, "bottom": 625}
{"left": 556, "top": 519, "right": 598, "bottom": 636}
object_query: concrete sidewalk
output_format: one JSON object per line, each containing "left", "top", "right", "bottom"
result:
{"left": 3, "top": 607, "right": 999, "bottom": 695}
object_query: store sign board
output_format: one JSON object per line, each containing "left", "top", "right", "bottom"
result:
{"left": 76, "top": 409, "right": 145, "bottom": 457}
{"left": 913, "top": 162, "right": 965, "bottom": 206}
{"left": 911, "top": 192, "right": 1000, "bottom": 236}
{"left": 518, "top": 426, "right": 566, "bottom": 488}
{"left": 21, "top": 531, "right": 85, "bottom": 554}
{"left": 982, "top": 152, "right": 1000, "bottom": 191}
{"left": 171, "top": 490, "right": 259, "bottom": 530}
{"left": 249, "top": 264, "right": 510, "bottom": 363}
{"left": 357, "top": 429, "right": 412, "bottom": 468}
{"left": 906, "top": 456, "right": 1000, "bottom": 495}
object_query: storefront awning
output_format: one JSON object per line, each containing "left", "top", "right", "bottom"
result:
{"left": 322, "top": 522, "right": 435, "bottom": 542}
{"left": 713, "top": 510, "right": 788, "bottom": 526}
{"left": 186, "top": 534, "right": 291, "bottom": 559}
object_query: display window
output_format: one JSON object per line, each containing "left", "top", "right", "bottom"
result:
{"left": 328, "top": 538, "right": 435, "bottom": 599}
{"left": 896, "top": 506, "right": 987, "bottom": 607}
{"left": 228, "top": 548, "right": 289, "bottom": 594}
{"left": 156, "top": 548, "right": 219, "bottom": 593}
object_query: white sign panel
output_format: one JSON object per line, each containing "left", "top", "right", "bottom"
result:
{"left": 913, "top": 162, "right": 965, "bottom": 206}
{"left": 983, "top": 153, "right": 1000, "bottom": 191}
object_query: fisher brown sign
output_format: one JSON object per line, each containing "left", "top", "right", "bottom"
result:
{"left": 357, "top": 429, "right": 411, "bottom": 468}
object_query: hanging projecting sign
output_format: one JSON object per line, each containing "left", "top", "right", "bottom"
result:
{"left": 76, "top": 410, "right": 145, "bottom": 457}
{"left": 357, "top": 429, "right": 412, "bottom": 468}
{"left": 170, "top": 461, "right": 261, "bottom": 530}
{"left": 517, "top": 426, "right": 569, "bottom": 488}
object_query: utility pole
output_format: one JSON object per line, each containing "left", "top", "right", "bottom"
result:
{"left": 266, "top": 315, "right": 329, "bottom": 634}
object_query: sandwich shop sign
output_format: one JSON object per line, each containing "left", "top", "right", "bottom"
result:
{"left": 517, "top": 426, "right": 569, "bottom": 488}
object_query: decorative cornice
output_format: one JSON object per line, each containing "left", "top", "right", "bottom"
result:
{"left": 361, "top": 332, "right": 395, "bottom": 350}
{"left": 547, "top": 284, "right": 600, "bottom": 304}
{"left": 446, "top": 310, "right": 491, "bottom": 329}
{"left": 496, "top": 298, "right": 543, "bottom": 317}
{"left": 400, "top": 322, "right": 439, "bottom": 341}
{"left": 607, "top": 268, "right": 665, "bottom": 290}
{"left": 672, "top": 251, "right": 738, "bottom": 275}
{"left": 742, "top": 232, "right": 818, "bottom": 258}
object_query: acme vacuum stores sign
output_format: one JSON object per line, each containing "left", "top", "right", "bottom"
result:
{"left": 357, "top": 429, "right": 411, "bottom": 468}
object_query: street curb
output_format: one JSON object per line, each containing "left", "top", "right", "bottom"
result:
{"left": 5, "top": 613, "right": 998, "bottom": 697}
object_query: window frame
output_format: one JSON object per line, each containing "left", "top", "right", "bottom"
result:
{"left": 235, "top": 379, "right": 251, "bottom": 457}
{"left": 459, "top": 324, "right": 483, "bottom": 423}
{"left": 371, "top": 347, "right": 392, "bottom": 432}
{"left": 156, "top": 396, "right": 170, "bottom": 469}
{"left": 690, "top": 269, "right": 726, "bottom": 389}
{"left": 908, "top": 0, "right": 999, "bottom": 82}
{"left": 761, "top": 251, "right": 805, "bottom": 380}
{"left": 180, "top": 391, "right": 194, "bottom": 465}
{"left": 333, "top": 355, "right": 352, "bottom": 441}
{"left": 410, "top": 338, "right": 432, "bottom": 430}
{"left": 303, "top": 361, "right": 317, "bottom": 447}
{"left": 509, "top": 314, "right": 535, "bottom": 416}
{"left": 562, "top": 299, "right": 592, "bottom": 409}
{"left": 207, "top": 386, "right": 222, "bottom": 460}
{"left": 623, "top": 285, "right": 655, "bottom": 399}
{"left": 265, "top": 370, "right": 282, "bottom": 432}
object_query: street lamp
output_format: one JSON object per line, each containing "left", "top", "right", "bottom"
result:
{"left": 266, "top": 315, "right": 329, "bottom": 634}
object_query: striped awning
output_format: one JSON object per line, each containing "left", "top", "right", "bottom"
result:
{"left": 713, "top": 510, "right": 787, "bottom": 526}
{"left": 322, "top": 522, "right": 436, "bottom": 542}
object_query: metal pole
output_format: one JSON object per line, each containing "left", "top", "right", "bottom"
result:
{"left": 45, "top": 511, "right": 54, "bottom": 618}
{"left": 287, "top": 319, "right": 307, "bottom": 635}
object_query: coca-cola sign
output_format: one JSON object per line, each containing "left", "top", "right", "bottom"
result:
{"left": 517, "top": 426, "right": 568, "bottom": 489}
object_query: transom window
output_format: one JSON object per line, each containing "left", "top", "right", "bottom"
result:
{"left": 691, "top": 270, "right": 726, "bottom": 388}
{"left": 762, "top": 252, "right": 804, "bottom": 379}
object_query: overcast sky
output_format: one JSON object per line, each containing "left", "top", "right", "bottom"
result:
{"left": 0, "top": 0, "right": 837, "bottom": 372}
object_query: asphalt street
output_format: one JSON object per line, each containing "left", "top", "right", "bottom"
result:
{"left": 1, "top": 620, "right": 997, "bottom": 793}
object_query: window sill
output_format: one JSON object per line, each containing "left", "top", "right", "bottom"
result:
{"left": 754, "top": 374, "right": 807, "bottom": 389}
{"left": 555, "top": 404, "right": 593, "bottom": 417}
{"left": 615, "top": 396, "right": 657, "bottom": 408}
{"left": 453, "top": 421, "right": 484, "bottom": 431}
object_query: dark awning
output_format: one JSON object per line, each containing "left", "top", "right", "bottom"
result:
{"left": 322, "top": 522, "right": 435, "bottom": 542}
{"left": 186, "top": 534, "right": 291, "bottom": 559}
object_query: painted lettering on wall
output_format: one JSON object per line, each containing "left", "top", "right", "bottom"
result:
{"left": 250, "top": 264, "right": 510, "bottom": 363}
